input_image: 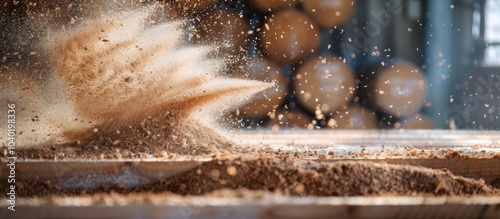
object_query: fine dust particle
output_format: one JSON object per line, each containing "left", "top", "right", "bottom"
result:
{"left": 435, "top": 179, "right": 450, "bottom": 194}
{"left": 226, "top": 166, "right": 237, "bottom": 176}
{"left": 211, "top": 169, "right": 221, "bottom": 178}
{"left": 295, "top": 183, "right": 305, "bottom": 194}
{"left": 318, "top": 154, "right": 328, "bottom": 161}
{"left": 0, "top": 5, "right": 271, "bottom": 151}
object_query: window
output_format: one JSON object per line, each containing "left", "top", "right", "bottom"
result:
{"left": 484, "top": 0, "right": 500, "bottom": 65}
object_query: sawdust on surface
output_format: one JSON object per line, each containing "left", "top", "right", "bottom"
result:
{"left": 5, "top": 158, "right": 499, "bottom": 198}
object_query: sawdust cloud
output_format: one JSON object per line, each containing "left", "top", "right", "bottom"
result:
{"left": 0, "top": 5, "right": 270, "bottom": 154}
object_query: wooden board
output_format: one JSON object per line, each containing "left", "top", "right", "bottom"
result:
{"left": 1, "top": 130, "right": 500, "bottom": 188}
{"left": 1, "top": 196, "right": 500, "bottom": 219}
{"left": 6, "top": 130, "right": 497, "bottom": 188}
{"left": 1, "top": 158, "right": 499, "bottom": 189}
{"left": 1, "top": 130, "right": 500, "bottom": 219}
{"left": 230, "top": 129, "right": 500, "bottom": 150}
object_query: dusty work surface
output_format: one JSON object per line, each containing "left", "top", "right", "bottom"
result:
{"left": 1, "top": 130, "right": 500, "bottom": 219}
{"left": 5, "top": 158, "right": 499, "bottom": 196}
{"left": 2, "top": 157, "right": 500, "bottom": 219}
{"left": 4, "top": 130, "right": 500, "bottom": 159}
